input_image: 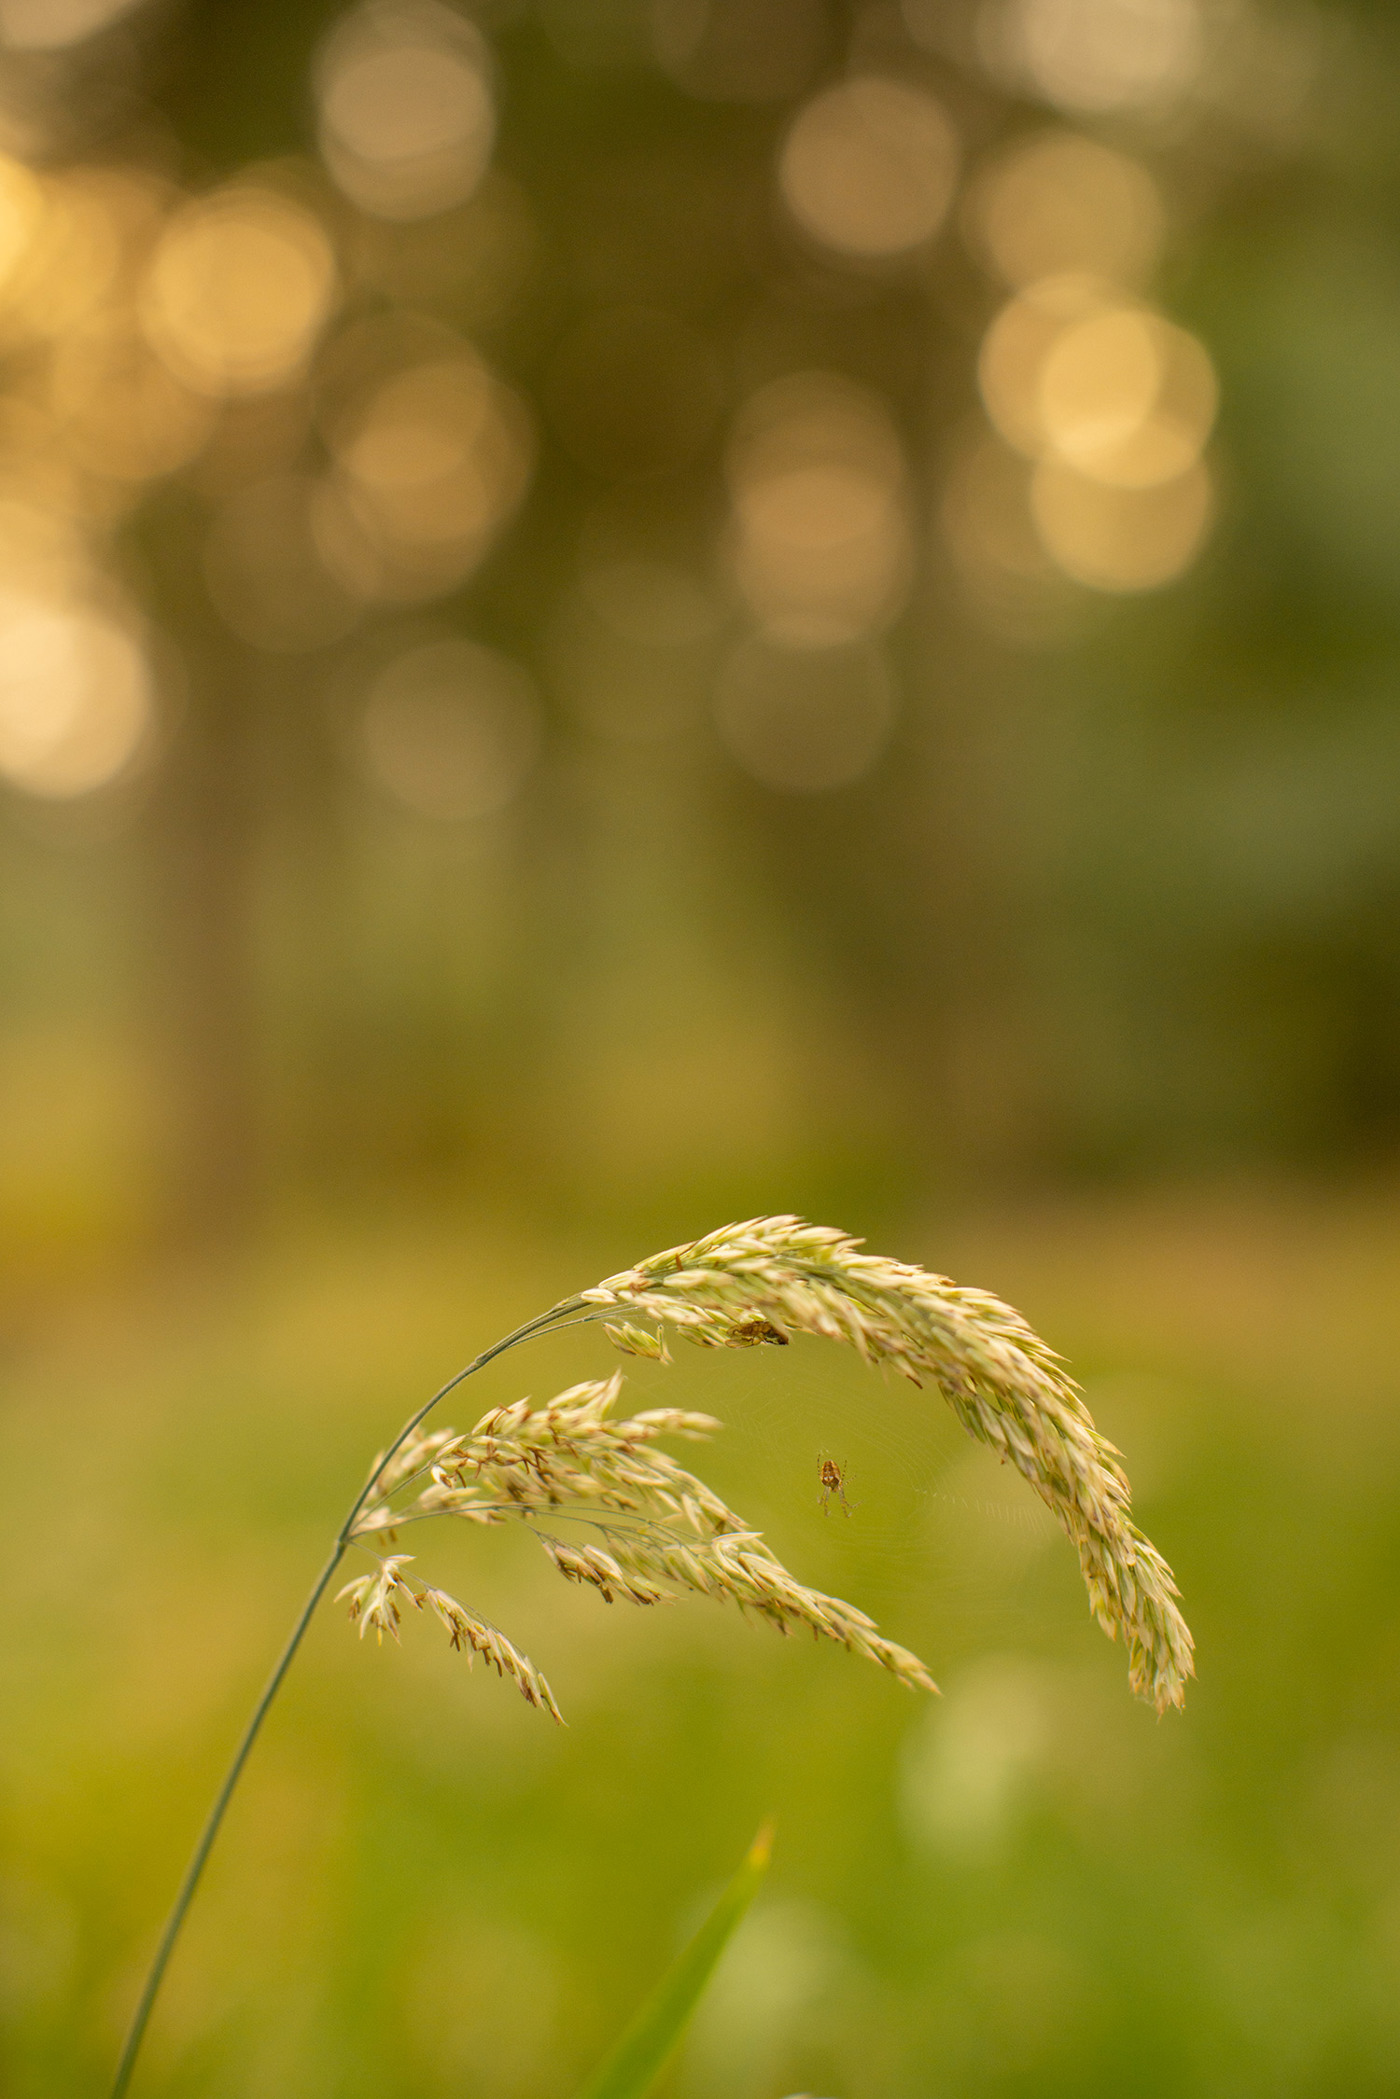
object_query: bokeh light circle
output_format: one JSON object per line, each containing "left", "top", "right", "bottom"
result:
{"left": 0, "top": 0, "right": 144, "bottom": 48}
{"left": 316, "top": 350, "right": 534, "bottom": 604}
{"left": 725, "top": 371, "right": 912, "bottom": 646}
{"left": 977, "top": 273, "right": 1109, "bottom": 458}
{"left": 779, "top": 77, "right": 959, "bottom": 260}
{"left": 140, "top": 188, "right": 338, "bottom": 398}
{"left": 1030, "top": 454, "right": 1213, "bottom": 590}
{"left": 1037, "top": 307, "right": 1216, "bottom": 487}
{"left": 0, "top": 594, "right": 153, "bottom": 798}
{"left": 0, "top": 151, "right": 42, "bottom": 292}
{"left": 966, "top": 129, "right": 1166, "bottom": 290}
{"left": 316, "top": 0, "right": 496, "bottom": 222}
{"left": 360, "top": 636, "right": 542, "bottom": 820}
{"left": 989, "top": 0, "right": 1204, "bottom": 116}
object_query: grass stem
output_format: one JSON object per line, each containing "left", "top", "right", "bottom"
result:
{"left": 108, "top": 1297, "right": 589, "bottom": 2098}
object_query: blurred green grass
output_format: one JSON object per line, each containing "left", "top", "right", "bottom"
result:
{"left": 4, "top": 1186, "right": 1400, "bottom": 2097}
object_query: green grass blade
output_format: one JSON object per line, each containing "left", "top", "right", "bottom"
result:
{"left": 573, "top": 1821, "right": 775, "bottom": 2099}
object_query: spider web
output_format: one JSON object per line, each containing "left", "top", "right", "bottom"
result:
{"left": 430, "top": 1320, "right": 1068, "bottom": 1667}
{"left": 599, "top": 1333, "right": 1064, "bottom": 1650}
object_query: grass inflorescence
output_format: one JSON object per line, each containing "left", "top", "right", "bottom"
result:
{"left": 111, "top": 1215, "right": 1191, "bottom": 2098}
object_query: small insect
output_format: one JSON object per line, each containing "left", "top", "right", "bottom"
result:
{"left": 727, "top": 1316, "right": 789, "bottom": 1347}
{"left": 818, "top": 1454, "right": 856, "bottom": 1516}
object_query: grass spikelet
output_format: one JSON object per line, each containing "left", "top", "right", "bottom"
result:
{"left": 419, "top": 1584, "right": 565, "bottom": 1722}
{"left": 604, "top": 1321, "right": 670, "bottom": 1362}
{"left": 337, "top": 1555, "right": 564, "bottom": 1718}
{"left": 336, "top": 1555, "right": 417, "bottom": 1642}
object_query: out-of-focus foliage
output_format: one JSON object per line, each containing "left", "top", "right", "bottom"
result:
{"left": 0, "top": 0, "right": 1396, "bottom": 1254}
{"left": 575, "top": 1821, "right": 772, "bottom": 2099}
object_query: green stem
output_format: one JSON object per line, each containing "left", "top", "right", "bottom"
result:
{"left": 109, "top": 1297, "right": 591, "bottom": 2099}
{"left": 108, "top": 1537, "right": 346, "bottom": 2099}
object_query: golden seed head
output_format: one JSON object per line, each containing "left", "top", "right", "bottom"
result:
{"left": 343, "top": 1216, "right": 1190, "bottom": 1723}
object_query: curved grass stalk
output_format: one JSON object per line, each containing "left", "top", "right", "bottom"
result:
{"left": 108, "top": 1298, "right": 586, "bottom": 2099}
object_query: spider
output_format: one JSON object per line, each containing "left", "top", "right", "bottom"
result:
{"left": 818, "top": 1454, "right": 856, "bottom": 1516}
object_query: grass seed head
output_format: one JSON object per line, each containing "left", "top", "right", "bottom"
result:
{"left": 583, "top": 1215, "right": 1194, "bottom": 1713}
{"left": 343, "top": 1216, "right": 1191, "bottom": 1722}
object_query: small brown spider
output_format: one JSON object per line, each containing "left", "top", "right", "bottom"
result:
{"left": 818, "top": 1455, "right": 856, "bottom": 1516}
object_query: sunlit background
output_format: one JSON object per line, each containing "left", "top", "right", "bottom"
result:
{"left": 3, "top": 1, "right": 1400, "bottom": 2094}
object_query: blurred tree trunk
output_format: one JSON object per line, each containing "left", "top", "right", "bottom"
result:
{"left": 137, "top": 488, "right": 264, "bottom": 1243}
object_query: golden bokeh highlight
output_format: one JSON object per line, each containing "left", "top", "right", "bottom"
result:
{"left": 779, "top": 77, "right": 959, "bottom": 260}
{"left": 725, "top": 371, "right": 912, "bottom": 646}
{"left": 978, "top": 273, "right": 1107, "bottom": 458}
{"left": 967, "top": 130, "right": 1165, "bottom": 290}
{"left": 0, "top": 152, "right": 43, "bottom": 305}
{"left": 360, "top": 636, "right": 541, "bottom": 820}
{"left": 979, "top": 278, "right": 1216, "bottom": 485}
{"left": 973, "top": 235, "right": 1218, "bottom": 597}
{"left": 713, "top": 635, "right": 896, "bottom": 793}
{"left": 1038, "top": 306, "right": 1216, "bottom": 486}
{"left": 0, "top": 0, "right": 143, "bottom": 48}
{"left": 316, "top": 0, "right": 496, "bottom": 223}
{"left": 0, "top": 593, "right": 152, "bottom": 798}
{"left": 315, "top": 351, "right": 533, "bottom": 604}
{"left": 1030, "top": 453, "right": 1213, "bottom": 590}
{"left": 140, "top": 188, "right": 338, "bottom": 398}
{"left": 4, "top": 172, "right": 130, "bottom": 340}
{"left": 987, "top": 0, "right": 1204, "bottom": 115}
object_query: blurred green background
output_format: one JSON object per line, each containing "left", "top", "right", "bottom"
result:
{"left": 2, "top": 0, "right": 1400, "bottom": 2092}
